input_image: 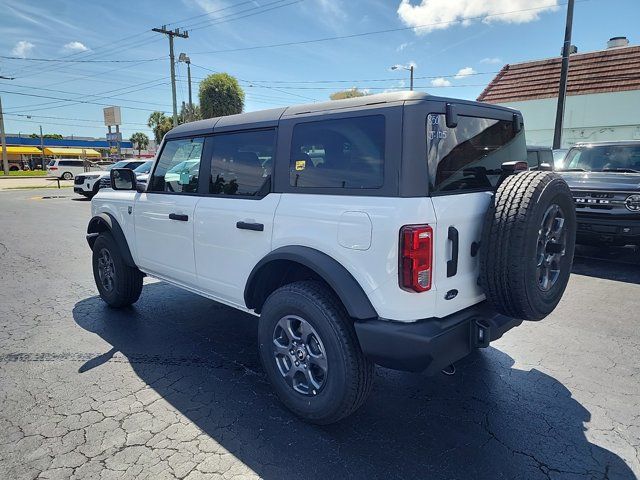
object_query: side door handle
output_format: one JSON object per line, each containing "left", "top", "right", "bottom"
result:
{"left": 169, "top": 213, "right": 189, "bottom": 222}
{"left": 447, "top": 226, "right": 459, "bottom": 278}
{"left": 236, "top": 221, "right": 264, "bottom": 232}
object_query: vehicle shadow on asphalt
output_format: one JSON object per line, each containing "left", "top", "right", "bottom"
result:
{"left": 573, "top": 245, "right": 640, "bottom": 284}
{"left": 73, "top": 284, "right": 635, "bottom": 480}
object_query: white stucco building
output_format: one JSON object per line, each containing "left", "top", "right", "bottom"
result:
{"left": 478, "top": 37, "right": 640, "bottom": 148}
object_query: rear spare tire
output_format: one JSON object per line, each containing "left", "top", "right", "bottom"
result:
{"left": 479, "top": 171, "right": 576, "bottom": 321}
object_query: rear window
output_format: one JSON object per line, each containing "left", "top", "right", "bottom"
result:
{"left": 427, "top": 114, "right": 525, "bottom": 194}
{"left": 290, "top": 115, "right": 385, "bottom": 189}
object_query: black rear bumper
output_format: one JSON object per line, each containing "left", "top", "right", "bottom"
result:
{"left": 354, "top": 302, "right": 522, "bottom": 374}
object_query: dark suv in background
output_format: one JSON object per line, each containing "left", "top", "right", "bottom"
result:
{"left": 558, "top": 141, "right": 640, "bottom": 246}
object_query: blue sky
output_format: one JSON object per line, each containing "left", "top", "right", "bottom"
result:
{"left": 1, "top": 0, "right": 638, "bottom": 140}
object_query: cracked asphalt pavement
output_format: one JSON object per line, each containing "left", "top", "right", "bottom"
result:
{"left": 1, "top": 189, "right": 639, "bottom": 480}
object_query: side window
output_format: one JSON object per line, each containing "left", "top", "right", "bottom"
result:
{"left": 290, "top": 115, "right": 385, "bottom": 189}
{"left": 427, "top": 114, "right": 525, "bottom": 193}
{"left": 59, "top": 160, "right": 82, "bottom": 167}
{"left": 209, "top": 129, "right": 275, "bottom": 196}
{"left": 149, "top": 137, "right": 204, "bottom": 193}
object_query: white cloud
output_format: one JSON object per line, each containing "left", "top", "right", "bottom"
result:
{"left": 397, "top": 0, "right": 559, "bottom": 34}
{"left": 431, "top": 77, "right": 452, "bottom": 87}
{"left": 397, "top": 41, "right": 412, "bottom": 52}
{"left": 11, "top": 40, "right": 34, "bottom": 58}
{"left": 454, "top": 66, "right": 476, "bottom": 79}
{"left": 480, "top": 57, "right": 503, "bottom": 64}
{"left": 63, "top": 41, "right": 89, "bottom": 52}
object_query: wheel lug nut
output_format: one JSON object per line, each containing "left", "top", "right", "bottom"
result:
{"left": 295, "top": 361, "right": 299, "bottom": 366}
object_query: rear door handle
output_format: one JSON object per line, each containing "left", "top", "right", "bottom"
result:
{"left": 236, "top": 221, "right": 264, "bottom": 232}
{"left": 447, "top": 226, "right": 459, "bottom": 278}
{"left": 169, "top": 213, "right": 189, "bottom": 222}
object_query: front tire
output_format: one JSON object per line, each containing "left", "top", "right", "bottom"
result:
{"left": 62, "top": 172, "right": 73, "bottom": 180}
{"left": 258, "top": 281, "right": 374, "bottom": 424}
{"left": 92, "top": 232, "right": 143, "bottom": 308}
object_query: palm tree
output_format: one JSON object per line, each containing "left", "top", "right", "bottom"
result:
{"left": 129, "top": 132, "right": 150, "bottom": 155}
{"left": 147, "top": 111, "right": 168, "bottom": 144}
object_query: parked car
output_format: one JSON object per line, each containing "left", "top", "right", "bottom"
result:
{"left": 46, "top": 158, "right": 87, "bottom": 180}
{"left": 87, "top": 92, "right": 576, "bottom": 424}
{"left": 131, "top": 161, "right": 154, "bottom": 190}
{"left": 527, "top": 146, "right": 554, "bottom": 170}
{"left": 553, "top": 148, "right": 570, "bottom": 170}
{"left": 557, "top": 140, "right": 640, "bottom": 246}
{"left": 76, "top": 159, "right": 147, "bottom": 198}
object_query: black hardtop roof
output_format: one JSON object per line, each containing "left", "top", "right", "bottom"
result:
{"left": 165, "top": 91, "right": 519, "bottom": 139}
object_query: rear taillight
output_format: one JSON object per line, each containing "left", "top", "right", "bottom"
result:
{"left": 49, "top": 166, "right": 58, "bottom": 170}
{"left": 399, "top": 224, "right": 433, "bottom": 292}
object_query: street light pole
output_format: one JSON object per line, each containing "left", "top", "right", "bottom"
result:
{"left": 178, "top": 53, "right": 193, "bottom": 117}
{"left": 410, "top": 65, "right": 414, "bottom": 91}
{"left": 553, "top": 0, "right": 575, "bottom": 149}
{"left": 391, "top": 64, "right": 415, "bottom": 91}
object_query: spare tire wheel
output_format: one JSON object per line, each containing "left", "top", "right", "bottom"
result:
{"left": 479, "top": 171, "right": 576, "bottom": 321}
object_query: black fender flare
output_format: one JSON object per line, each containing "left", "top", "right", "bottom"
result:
{"left": 86, "top": 213, "right": 135, "bottom": 267}
{"left": 244, "top": 246, "right": 378, "bottom": 320}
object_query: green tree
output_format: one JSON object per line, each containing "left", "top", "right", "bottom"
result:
{"left": 129, "top": 132, "right": 149, "bottom": 155}
{"left": 147, "top": 111, "right": 171, "bottom": 144}
{"left": 180, "top": 102, "right": 202, "bottom": 123}
{"left": 29, "top": 133, "right": 63, "bottom": 139}
{"left": 199, "top": 73, "right": 244, "bottom": 119}
{"left": 329, "top": 88, "right": 369, "bottom": 100}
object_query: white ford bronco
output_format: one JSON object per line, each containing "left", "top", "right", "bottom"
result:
{"left": 87, "top": 92, "right": 576, "bottom": 424}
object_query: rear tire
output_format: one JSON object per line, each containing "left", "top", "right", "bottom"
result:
{"left": 479, "top": 171, "right": 576, "bottom": 321}
{"left": 258, "top": 281, "right": 374, "bottom": 424}
{"left": 92, "top": 232, "right": 143, "bottom": 308}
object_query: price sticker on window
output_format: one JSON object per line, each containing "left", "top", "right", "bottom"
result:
{"left": 295, "top": 160, "right": 306, "bottom": 171}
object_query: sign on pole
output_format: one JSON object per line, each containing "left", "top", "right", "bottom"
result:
{"left": 103, "top": 106, "right": 121, "bottom": 126}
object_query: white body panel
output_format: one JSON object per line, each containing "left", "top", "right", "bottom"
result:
{"left": 133, "top": 193, "right": 200, "bottom": 286}
{"left": 274, "top": 194, "right": 458, "bottom": 322}
{"left": 193, "top": 194, "right": 282, "bottom": 308}
{"left": 47, "top": 159, "right": 86, "bottom": 179}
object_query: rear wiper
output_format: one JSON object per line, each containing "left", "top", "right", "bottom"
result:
{"left": 601, "top": 168, "right": 640, "bottom": 173}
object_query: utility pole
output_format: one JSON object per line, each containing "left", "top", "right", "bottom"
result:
{"left": 0, "top": 95, "right": 8, "bottom": 176}
{"left": 152, "top": 26, "right": 189, "bottom": 127}
{"left": 39, "top": 125, "right": 45, "bottom": 170}
{"left": 178, "top": 53, "right": 192, "bottom": 121}
{"left": 553, "top": 0, "right": 575, "bottom": 149}
{"left": 409, "top": 65, "right": 414, "bottom": 91}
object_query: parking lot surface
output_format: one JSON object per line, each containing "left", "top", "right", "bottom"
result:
{"left": 0, "top": 188, "right": 639, "bottom": 480}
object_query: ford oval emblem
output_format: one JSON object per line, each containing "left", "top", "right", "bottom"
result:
{"left": 445, "top": 289, "right": 458, "bottom": 300}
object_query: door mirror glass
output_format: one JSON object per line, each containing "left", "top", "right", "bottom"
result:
{"left": 539, "top": 162, "right": 553, "bottom": 171}
{"left": 111, "top": 168, "right": 136, "bottom": 190}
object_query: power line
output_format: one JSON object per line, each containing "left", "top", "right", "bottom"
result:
{"left": 191, "top": 1, "right": 590, "bottom": 55}
{"left": 0, "top": 89, "right": 170, "bottom": 113}
{"left": 186, "top": 0, "right": 305, "bottom": 31}
{"left": 4, "top": 112, "right": 150, "bottom": 127}
{"left": 1, "top": 55, "right": 165, "bottom": 63}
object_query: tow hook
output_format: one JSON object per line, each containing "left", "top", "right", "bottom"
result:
{"left": 472, "top": 319, "right": 491, "bottom": 348}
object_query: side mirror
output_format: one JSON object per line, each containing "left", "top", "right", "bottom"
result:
{"left": 446, "top": 103, "right": 458, "bottom": 128}
{"left": 538, "top": 162, "right": 553, "bottom": 171}
{"left": 110, "top": 168, "right": 136, "bottom": 190}
{"left": 513, "top": 113, "right": 523, "bottom": 133}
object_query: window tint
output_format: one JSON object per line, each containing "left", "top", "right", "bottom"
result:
{"left": 149, "top": 137, "right": 203, "bottom": 193}
{"left": 427, "top": 114, "right": 525, "bottom": 193}
{"left": 290, "top": 115, "right": 385, "bottom": 189}
{"left": 59, "top": 160, "right": 83, "bottom": 167}
{"left": 209, "top": 129, "right": 275, "bottom": 196}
